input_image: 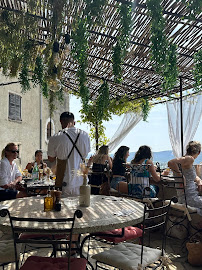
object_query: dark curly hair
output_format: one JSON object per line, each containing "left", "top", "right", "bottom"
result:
{"left": 131, "top": 145, "right": 152, "bottom": 164}
{"left": 113, "top": 146, "right": 129, "bottom": 163}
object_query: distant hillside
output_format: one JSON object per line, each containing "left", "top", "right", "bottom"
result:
{"left": 127, "top": 151, "right": 175, "bottom": 163}
{"left": 88, "top": 150, "right": 202, "bottom": 166}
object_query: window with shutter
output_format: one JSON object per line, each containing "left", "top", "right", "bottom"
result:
{"left": 8, "top": 93, "right": 22, "bottom": 121}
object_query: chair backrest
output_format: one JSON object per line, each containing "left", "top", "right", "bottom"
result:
{"left": 162, "top": 174, "right": 187, "bottom": 205}
{"left": 128, "top": 163, "right": 153, "bottom": 198}
{"left": 140, "top": 197, "right": 176, "bottom": 265}
{"left": 1, "top": 208, "right": 83, "bottom": 270}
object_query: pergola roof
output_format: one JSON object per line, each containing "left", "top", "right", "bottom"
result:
{"left": 0, "top": 0, "right": 201, "bottom": 101}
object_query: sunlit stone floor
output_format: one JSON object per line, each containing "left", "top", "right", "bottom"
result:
{"left": 0, "top": 224, "right": 200, "bottom": 270}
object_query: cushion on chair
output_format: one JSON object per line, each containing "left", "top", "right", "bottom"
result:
{"left": 20, "top": 256, "right": 87, "bottom": 270}
{"left": 110, "top": 188, "right": 118, "bottom": 194}
{"left": 94, "top": 226, "right": 143, "bottom": 243}
{"left": 92, "top": 242, "right": 162, "bottom": 270}
{"left": 0, "top": 240, "right": 20, "bottom": 264}
{"left": 164, "top": 200, "right": 197, "bottom": 213}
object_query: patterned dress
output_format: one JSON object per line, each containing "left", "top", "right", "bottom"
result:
{"left": 182, "top": 166, "right": 202, "bottom": 216}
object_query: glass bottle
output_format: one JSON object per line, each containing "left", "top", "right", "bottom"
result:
{"left": 44, "top": 186, "right": 53, "bottom": 211}
{"left": 32, "top": 162, "right": 39, "bottom": 181}
{"left": 55, "top": 197, "right": 61, "bottom": 211}
{"left": 79, "top": 174, "right": 91, "bottom": 207}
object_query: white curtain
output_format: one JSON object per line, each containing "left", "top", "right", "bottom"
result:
{"left": 108, "top": 112, "right": 142, "bottom": 153}
{"left": 166, "top": 94, "right": 202, "bottom": 158}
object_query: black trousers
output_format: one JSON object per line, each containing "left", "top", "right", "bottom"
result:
{"left": 0, "top": 189, "right": 17, "bottom": 201}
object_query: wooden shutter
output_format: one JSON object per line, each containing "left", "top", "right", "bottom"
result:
{"left": 9, "top": 93, "right": 21, "bottom": 121}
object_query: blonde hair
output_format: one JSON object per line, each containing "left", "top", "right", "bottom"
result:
{"left": 2, "top": 143, "right": 17, "bottom": 159}
{"left": 186, "top": 141, "right": 201, "bottom": 155}
{"left": 93, "top": 145, "right": 109, "bottom": 164}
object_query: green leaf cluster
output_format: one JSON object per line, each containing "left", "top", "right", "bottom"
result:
{"left": 84, "top": 0, "right": 106, "bottom": 23}
{"left": 177, "top": 0, "right": 202, "bottom": 19}
{"left": 141, "top": 97, "right": 151, "bottom": 121}
{"left": 147, "top": 0, "right": 178, "bottom": 91}
{"left": 112, "top": 2, "right": 132, "bottom": 83}
{"left": 193, "top": 50, "right": 202, "bottom": 92}
{"left": 71, "top": 19, "right": 89, "bottom": 113}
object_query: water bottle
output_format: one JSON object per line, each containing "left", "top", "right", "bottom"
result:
{"left": 32, "top": 162, "right": 39, "bottom": 181}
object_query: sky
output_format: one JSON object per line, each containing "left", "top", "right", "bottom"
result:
{"left": 70, "top": 95, "right": 202, "bottom": 154}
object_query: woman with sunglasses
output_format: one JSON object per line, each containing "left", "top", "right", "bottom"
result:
{"left": 0, "top": 143, "right": 23, "bottom": 201}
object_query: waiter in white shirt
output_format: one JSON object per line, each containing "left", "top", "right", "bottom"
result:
{"left": 48, "top": 112, "right": 91, "bottom": 196}
{"left": 0, "top": 143, "right": 22, "bottom": 201}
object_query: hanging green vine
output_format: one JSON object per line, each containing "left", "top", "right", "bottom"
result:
{"left": 84, "top": 0, "right": 106, "bottom": 23}
{"left": 19, "top": 41, "right": 35, "bottom": 93}
{"left": 71, "top": 18, "right": 89, "bottom": 113}
{"left": 177, "top": 0, "right": 202, "bottom": 19}
{"left": 32, "top": 56, "right": 49, "bottom": 98}
{"left": 96, "top": 80, "right": 110, "bottom": 121}
{"left": 193, "top": 50, "right": 202, "bottom": 92}
{"left": 147, "top": 0, "right": 178, "bottom": 91}
{"left": 112, "top": 2, "right": 132, "bottom": 83}
{"left": 141, "top": 97, "right": 151, "bottom": 121}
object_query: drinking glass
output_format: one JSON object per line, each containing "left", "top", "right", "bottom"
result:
{"left": 39, "top": 169, "right": 44, "bottom": 181}
{"left": 23, "top": 169, "right": 28, "bottom": 178}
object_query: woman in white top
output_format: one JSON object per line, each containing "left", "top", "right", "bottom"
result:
{"left": 0, "top": 143, "right": 23, "bottom": 201}
{"left": 168, "top": 141, "right": 202, "bottom": 216}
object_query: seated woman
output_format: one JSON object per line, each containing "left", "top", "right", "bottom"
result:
{"left": 130, "top": 145, "right": 164, "bottom": 198}
{"left": 110, "top": 146, "right": 130, "bottom": 190}
{"left": 0, "top": 143, "right": 26, "bottom": 201}
{"left": 87, "top": 145, "right": 112, "bottom": 195}
{"left": 168, "top": 141, "right": 202, "bottom": 216}
{"left": 26, "top": 150, "right": 47, "bottom": 174}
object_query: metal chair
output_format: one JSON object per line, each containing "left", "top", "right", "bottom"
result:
{"left": 162, "top": 174, "right": 200, "bottom": 240}
{"left": 0, "top": 208, "right": 88, "bottom": 270}
{"left": 0, "top": 239, "right": 20, "bottom": 270}
{"left": 92, "top": 197, "right": 176, "bottom": 270}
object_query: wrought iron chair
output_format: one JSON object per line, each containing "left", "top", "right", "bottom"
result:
{"left": 92, "top": 197, "right": 176, "bottom": 270}
{"left": 1, "top": 208, "right": 88, "bottom": 270}
{"left": 0, "top": 208, "right": 21, "bottom": 269}
{"left": 162, "top": 174, "right": 199, "bottom": 240}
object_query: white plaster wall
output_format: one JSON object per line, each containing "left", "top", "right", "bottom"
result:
{"left": 0, "top": 73, "right": 69, "bottom": 169}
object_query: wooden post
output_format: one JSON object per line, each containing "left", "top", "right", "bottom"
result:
{"left": 95, "top": 122, "right": 99, "bottom": 151}
{"left": 180, "top": 76, "right": 183, "bottom": 156}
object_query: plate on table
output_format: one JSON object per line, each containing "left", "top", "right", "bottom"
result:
{"left": 22, "top": 177, "right": 32, "bottom": 183}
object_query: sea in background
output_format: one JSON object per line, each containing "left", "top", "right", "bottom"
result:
{"left": 126, "top": 151, "right": 202, "bottom": 168}
{"left": 88, "top": 150, "right": 202, "bottom": 169}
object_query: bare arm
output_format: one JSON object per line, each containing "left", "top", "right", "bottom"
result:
{"left": 48, "top": 156, "right": 56, "bottom": 163}
{"left": 107, "top": 156, "right": 112, "bottom": 169}
{"left": 147, "top": 160, "right": 161, "bottom": 182}
{"left": 26, "top": 162, "right": 33, "bottom": 172}
{"left": 87, "top": 156, "right": 94, "bottom": 168}
{"left": 168, "top": 156, "right": 194, "bottom": 173}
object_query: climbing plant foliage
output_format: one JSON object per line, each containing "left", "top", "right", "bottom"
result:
{"left": 147, "top": 0, "right": 178, "bottom": 92}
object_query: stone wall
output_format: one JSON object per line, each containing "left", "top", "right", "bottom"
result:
{"left": 0, "top": 73, "right": 69, "bottom": 169}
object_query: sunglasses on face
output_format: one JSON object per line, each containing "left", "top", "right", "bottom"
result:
{"left": 8, "top": 150, "right": 19, "bottom": 154}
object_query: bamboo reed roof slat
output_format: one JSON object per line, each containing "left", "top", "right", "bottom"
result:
{"left": 0, "top": 0, "right": 201, "bottom": 101}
